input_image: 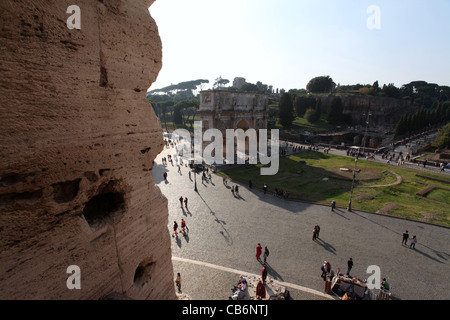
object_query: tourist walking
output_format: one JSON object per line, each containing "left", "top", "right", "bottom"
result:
{"left": 402, "top": 230, "right": 409, "bottom": 246}
{"left": 175, "top": 273, "right": 182, "bottom": 293}
{"left": 409, "top": 235, "right": 417, "bottom": 249}
{"left": 321, "top": 261, "right": 331, "bottom": 281}
{"left": 263, "top": 246, "right": 269, "bottom": 264}
{"left": 163, "top": 172, "right": 167, "bottom": 181}
{"left": 179, "top": 196, "right": 184, "bottom": 208}
{"left": 173, "top": 221, "right": 178, "bottom": 237}
{"left": 261, "top": 266, "right": 267, "bottom": 284}
{"left": 181, "top": 219, "right": 189, "bottom": 233}
{"left": 330, "top": 200, "right": 336, "bottom": 211}
{"left": 256, "top": 243, "right": 262, "bottom": 260}
{"left": 184, "top": 197, "right": 188, "bottom": 209}
{"left": 346, "top": 258, "right": 353, "bottom": 276}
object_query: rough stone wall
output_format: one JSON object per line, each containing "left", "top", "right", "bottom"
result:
{"left": 0, "top": 0, "right": 175, "bottom": 300}
{"left": 317, "top": 94, "right": 417, "bottom": 129}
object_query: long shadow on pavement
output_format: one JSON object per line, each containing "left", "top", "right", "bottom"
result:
{"left": 257, "top": 260, "right": 284, "bottom": 282}
{"left": 349, "top": 208, "right": 450, "bottom": 264}
{"left": 197, "top": 191, "right": 233, "bottom": 246}
{"left": 315, "top": 238, "right": 337, "bottom": 255}
{"left": 332, "top": 208, "right": 350, "bottom": 220}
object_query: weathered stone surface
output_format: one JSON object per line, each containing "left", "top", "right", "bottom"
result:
{"left": 199, "top": 90, "right": 269, "bottom": 131}
{"left": 317, "top": 94, "right": 416, "bottom": 128}
{"left": 0, "top": 0, "right": 175, "bottom": 300}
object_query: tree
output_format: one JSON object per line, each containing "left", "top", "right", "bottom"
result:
{"left": 149, "top": 79, "right": 209, "bottom": 96}
{"left": 304, "top": 108, "right": 320, "bottom": 123}
{"left": 359, "top": 87, "right": 376, "bottom": 96}
{"left": 381, "top": 83, "right": 401, "bottom": 98}
{"left": 306, "top": 76, "right": 336, "bottom": 93}
{"left": 432, "top": 122, "right": 450, "bottom": 149}
{"left": 327, "top": 97, "right": 344, "bottom": 124}
{"left": 294, "top": 95, "right": 315, "bottom": 117}
{"left": 372, "top": 80, "right": 380, "bottom": 92}
{"left": 278, "top": 93, "right": 294, "bottom": 127}
{"left": 240, "top": 82, "right": 260, "bottom": 92}
{"left": 213, "top": 76, "right": 230, "bottom": 89}
{"left": 394, "top": 114, "right": 408, "bottom": 137}
{"left": 172, "top": 105, "right": 183, "bottom": 125}
{"left": 315, "top": 98, "right": 322, "bottom": 119}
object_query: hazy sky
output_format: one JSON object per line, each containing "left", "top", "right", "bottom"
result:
{"left": 149, "top": 0, "right": 450, "bottom": 92}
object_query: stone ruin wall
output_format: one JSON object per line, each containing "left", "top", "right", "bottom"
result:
{"left": 0, "top": 0, "right": 176, "bottom": 300}
{"left": 317, "top": 94, "right": 417, "bottom": 130}
{"left": 199, "top": 90, "right": 269, "bottom": 131}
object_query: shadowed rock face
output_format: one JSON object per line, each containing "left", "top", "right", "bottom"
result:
{"left": 0, "top": 0, "right": 175, "bottom": 300}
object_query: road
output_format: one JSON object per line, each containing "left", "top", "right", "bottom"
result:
{"left": 153, "top": 144, "right": 450, "bottom": 300}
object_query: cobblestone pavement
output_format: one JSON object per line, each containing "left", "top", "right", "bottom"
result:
{"left": 154, "top": 144, "right": 450, "bottom": 300}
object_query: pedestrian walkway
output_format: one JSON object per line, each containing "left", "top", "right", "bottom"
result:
{"left": 154, "top": 140, "right": 450, "bottom": 300}
{"left": 172, "top": 257, "right": 334, "bottom": 300}
{"left": 279, "top": 140, "right": 450, "bottom": 176}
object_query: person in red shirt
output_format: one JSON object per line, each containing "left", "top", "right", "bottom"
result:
{"left": 256, "top": 243, "right": 262, "bottom": 260}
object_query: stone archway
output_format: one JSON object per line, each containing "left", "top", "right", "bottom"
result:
{"left": 236, "top": 119, "right": 250, "bottom": 131}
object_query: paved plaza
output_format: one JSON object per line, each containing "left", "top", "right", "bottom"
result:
{"left": 153, "top": 143, "right": 450, "bottom": 300}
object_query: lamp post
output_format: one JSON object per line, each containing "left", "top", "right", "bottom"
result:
{"left": 347, "top": 156, "right": 358, "bottom": 212}
{"left": 361, "top": 111, "right": 372, "bottom": 156}
{"left": 194, "top": 168, "right": 198, "bottom": 192}
{"left": 348, "top": 111, "right": 370, "bottom": 212}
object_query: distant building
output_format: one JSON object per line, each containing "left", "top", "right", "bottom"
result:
{"left": 199, "top": 90, "right": 268, "bottom": 133}
{"left": 199, "top": 90, "right": 269, "bottom": 159}
{"left": 233, "top": 77, "right": 246, "bottom": 89}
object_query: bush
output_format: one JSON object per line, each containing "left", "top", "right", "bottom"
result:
{"left": 433, "top": 122, "right": 450, "bottom": 149}
{"left": 305, "top": 108, "right": 320, "bottom": 123}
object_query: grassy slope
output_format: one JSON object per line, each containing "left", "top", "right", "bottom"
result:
{"left": 218, "top": 151, "right": 450, "bottom": 227}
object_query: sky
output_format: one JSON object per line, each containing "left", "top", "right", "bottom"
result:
{"left": 148, "top": 0, "right": 450, "bottom": 92}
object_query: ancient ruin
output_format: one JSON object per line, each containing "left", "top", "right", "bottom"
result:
{"left": 0, "top": 0, "right": 175, "bottom": 299}
{"left": 199, "top": 90, "right": 269, "bottom": 132}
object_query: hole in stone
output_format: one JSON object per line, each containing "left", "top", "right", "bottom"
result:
{"left": 0, "top": 173, "right": 26, "bottom": 187}
{"left": 84, "top": 171, "right": 99, "bottom": 183}
{"left": 140, "top": 147, "right": 151, "bottom": 154}
{"left": 133, "top": 258, "right": 155, "bottom": 289}
{"left": 100, "top": 66, "right": 108, "bottom": 87}
{"left": 52, "top": 179, "right": 81, "bottom": 203}
{"left": 99, "top": 169, "right": 111, "bottom": 176}
{"left": 0, "top": 190, "right": 43, "bottom": 206}
{"left": 82, "top": 183, "right": 125, "bottom": 229}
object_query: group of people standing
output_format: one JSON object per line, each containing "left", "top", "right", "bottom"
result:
{"left": 256, "top": 243, "right": 270, "bottom": 285}
{"left": 172, "top": 197, "right": 190, "bottom": 238}
{"left": 312, "top": 224, "right": 321, "bottom": 241}
{"left": 402, "top": 230, "right": 417, "bottom": 249}
{"left": 179, "top": 196, "right": 188, "bottom": 209}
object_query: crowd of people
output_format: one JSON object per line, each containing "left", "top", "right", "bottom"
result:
{"left": 162, "top": 135, "right": 431, "bottom": 300}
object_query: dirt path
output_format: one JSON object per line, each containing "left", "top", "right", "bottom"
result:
{"left": 360, "top": 170, "right": 403, "bottom": 188}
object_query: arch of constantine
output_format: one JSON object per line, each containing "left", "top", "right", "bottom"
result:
{"left": 199, "top": 90, "right": 269, "bottom": 133}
